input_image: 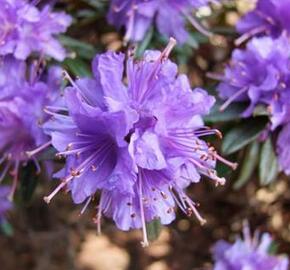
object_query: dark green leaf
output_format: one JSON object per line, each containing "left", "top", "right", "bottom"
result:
{"left": 59, "top": 35, "right": 97, "bottom": 60}
{"left": 204, "top": 102, "right": 247, "bottom": 123}
{"left": 38, "top": 147, "right": 57, "bottom": 161}
{"left": 146, "top": 218, "right": 162, "bottom": 242}
{"left": 259, "top": 138, "right": 279, "bottom": 185}
{"left": 268, "top": 241, "right": 279, "bottom": 255}
{"left": 234, "top": 141, "right": 260, "bottom": 189}
{"left": 253, "top": 105, "right": 269, "bottom": 117}
{"left": 63, "top": 58, "right": 92, "bottom": 77}
{"left": 136, "top": 27, "right": 154, "bottom": 58}
{"left": 19, "top": 162, "right": 39, "bottom": 203}
{"left": 0, "top": 220, "right": 13, "bottom": 236}
{"left": 222, "top": 117, "right": 268, "bottom": 155}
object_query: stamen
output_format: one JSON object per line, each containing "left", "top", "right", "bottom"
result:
{"left": 183, "top": 10, "right": 213, "bottom": 37}
{"left": 44, "top": 143, "right": 113, "bottom": 203}
{"left": 138, "top": 172, "right": 149, "bottom": 247}
{"left": 95, "top": 193, "right": 103, "bottom": 234}
{"left": 80, "top": 196, "right": 92, "bottom": 216}
{"left": 26, "top": 140, "right": 52, "bottom": 158}
{"left": 32, "top": 156, "right": 41, "bottom": 175}
{"left": 220, "top": 87, "right": 248, "bottom": 111}
{"left": 161, "top": 37, "right": 177, "bottom": 60}
{"left": 235, "top": 26, "right": 266, "bottom": 46}
{"left": 206, "top": 72, "right": 225, "bottom": 81}
{"left": 8, "top": 161, "right": 19, "bottom": 201}
{"left": 62, "top": 70, "right": 91, "bottom": 105}
{"left": 213, "top": 152, "right": 238, "bottom": 170}
{"left": 0, "top": 162, "right": 11, "bottom": 183}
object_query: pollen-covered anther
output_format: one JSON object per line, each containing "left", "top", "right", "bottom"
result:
{"left": 160, "top": 191, "right": 168, "bottom": 200}
{"left": 91, "top": 165, "right": 97, "bottom": 171}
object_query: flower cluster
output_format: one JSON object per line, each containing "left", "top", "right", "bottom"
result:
{"left": 0, "top": 56, "right": 62, "bottom": 198}
{"left": 218, "top": 35, "right": 290, "bottom": 129}
{"left": 107, "top": 0, "right": 216, "bottom": 44}
{"left": 0, "top": 0, "right": 71, "bottom": 60}
{"left": 216, "top": 0, "right": 290, "bottom": 175}
{"left": 213, "top": 224, "right": 289, "bottom": 270}
{"left": 236, "top": 0, "right": 290, "bottom": 45}
{"left": 43, "top": 39, "right": 235, "bottom": 246}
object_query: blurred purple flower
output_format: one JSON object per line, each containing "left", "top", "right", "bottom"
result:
{"left": 213, "top": 223, "right": 289, "bottom": 270}
{"left": 0, "top": 56, "right": 62, "bottom": 199}
{"left": 0, "top": 0, "right": 72, "bottom": 60}
{"left": 217, "top": 35, "right": 290, "bottom": 129}
{"left": 44, "top": 38, "right": 236, "bottom": 246}
{"left": 107, "top": 0, "right": 216, "bottom": 44}
{"left": 236, "top": 0, "right": 290, "bottom": 45}
{"left": 0, "top": 186, "right": 12, "bottom": 222}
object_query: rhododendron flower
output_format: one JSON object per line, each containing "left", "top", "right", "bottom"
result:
{"left": 217, "top": 35, "right": 290, "bottom": 129}
{"left": 214, "top": 35, "right": 290, "bottom": 175}
{"left": 236, "top": 0, "right": 290, "bottom": 45}
{"left": 44, "top": 38, "right": 236, "bottom": 246}
{"left": 0, "top": 56, "right": 62, "bottom": 199}
{"left": 0, "top": 0, "right": 71, "bottom": 60}
{"left": 108, "top": 0, "right": 217, "bottom": 44}
{"left": 213, "top": 223, "right": 289, "bottom": 270}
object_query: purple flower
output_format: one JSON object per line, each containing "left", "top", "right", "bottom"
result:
{"left": 217, "top": 35, "right": 290, "bottom": 129}
{"left": 107, "top": 0, "right": 216, "bottom": 44}
{"left": 0, "top": 186, "right": 12, "bottom": 222}
{"left": 277, "top": 123, "right": 290, "bottom": 175}
{"left": 236, "top": 0, "right": 290, "bottom": 45}
{"left": 215, "top": 35, "right": 290, "bottom": 176}
{"left": 44, "top": 38, "right": 236, "bottom": 246}
{"left": 0, "top": 0, "right": 72, "bottom": 60}
{"left": 213, "top": 223, "right": 289, "bottom": 270}
{"left": 0, "top": 56, "right": 62, "bottom": 199}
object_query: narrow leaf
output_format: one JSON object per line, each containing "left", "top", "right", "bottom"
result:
{"left": 59, "top": 35, "right": 97, "bottom": 60}
{"left": 0, "top": 220, "right": 13, "bottom": 236}
{"left": 146, "top": 218, "right": 162, "bottom": 242}
{"left": 136, "top": 27, "right": 154, "bottom": 58}
{"left": 234, "top": 141, "right": 260, "bottom": 189}
{"left": 259, "top": 138, "right": 279, "bottom": 185}
{"left": 204, "top": 102, "right": 247, "bottom": 123}
{"left": 63, "top": 58, "right": 92, "bottom": 77}
{"left": 222, "top": 117, "right": 268, "bottom": 155}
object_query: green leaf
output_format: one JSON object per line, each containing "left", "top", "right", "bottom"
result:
{"left": 268, "top": 241, "right": 279, "bottom": 255}
{"left": 259, "top": 138, "right": 279, "bottom": 185}
{"left": 222, "top": 117, "right": 268, "bottom": 155}
{"left": 253, "top": 105, "right": 269, "bottom": 117}
{"left": 146, "top": 218, "right": 162, "bottom": 242}
{"left": 136, "top": 27, "right": 154, "bottom": 58}
{"left": 204, "top": 102, "right": 247, "bottom": 123}
{"left": 19, "top": 162, "right": 39, "bottom": 203}
{"left": 59, "top": 35, "right": 97, "bottom": 60}
{"left": 38, "top": 147, "right": 57, "bottom": 161}
{"left": 63, "top": 58, "right": 92, "bottom": 77}
{"left": 234, "top": 141, "right": 260, "bottom": 189}
{"left": 0, "top": 220, "right": 13, "bottom": 236}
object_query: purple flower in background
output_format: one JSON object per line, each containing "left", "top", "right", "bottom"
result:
{"left": 217, "top": 35, "right": 290, "bottom": 129}
{"left": 0, "top": 186, "right": 12, "bottom": 222}
{"left": 213, "top": 223, "right": 289, "bottom": 270}
{"left": 277, "top": 123, "right": 290, "bottom": 175}
{"left": 236, "top": 0, "right": 290, "bottom": 45}
{"left": 44, "top": 38, "right": 236, "bottom": 246}
{"left": 0, "top": 56, "right": 62, "bottom": 199}
{"left": 0, "top": 0, "right": 72, "bottom": 60}
{"left": 107, "top": 0, "right": 217, "bottom": 44}
{"left": 215, "top": 35, "right": 290, "bottom": 176}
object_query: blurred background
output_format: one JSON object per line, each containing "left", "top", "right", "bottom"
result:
{"left": 1, "top": 0, "right": 289, "bottom": 269}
